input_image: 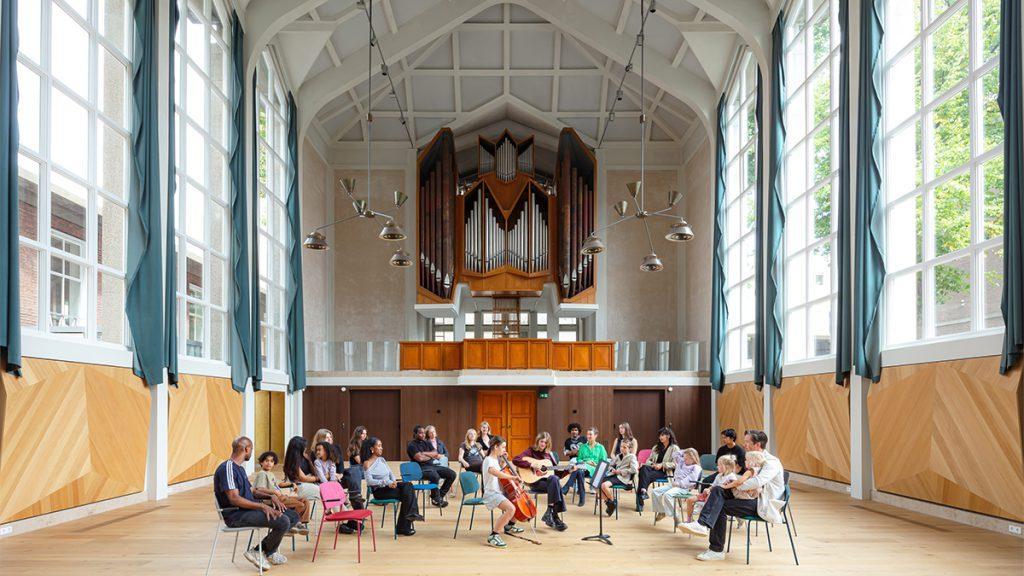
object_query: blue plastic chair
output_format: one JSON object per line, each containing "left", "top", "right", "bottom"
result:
{"left": 400, "top": 462, "right": 441, "bottom": 518}
{"left": 453, "top": 471, "right": 493, "bottom": 538}
{"left": 726, "top": 475, "right": 798, "bottom": 565}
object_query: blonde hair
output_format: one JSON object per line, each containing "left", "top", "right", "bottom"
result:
{"left": 681, "top": 447, "right": 700, "bottom": 466}
{"left": 464, "top": 428, "right": 477, "bottom": 445}
{"left": 534, "top": 431, "right": 553, "bottom": 452}
{"left": 312, "top": 428, "right": 333, "bottom": 447}
{"left": 425, "top": 425, "right": 437, "bottom": 438}
{"left": 744, "top": 451, "right": 766, "bottom": 469}
{"left": 619, "top": 438, "right": 635, "bottom": 454}
{"left": 717, "top": 454, "right": 738, "bottom": 473}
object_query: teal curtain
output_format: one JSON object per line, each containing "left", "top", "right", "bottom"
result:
{"left": 250, "top": 69, "right": 262, "bottom": 390}
{"left": 854, "top": 0, "right": 885, "bottom": 382}
{"left": 285, "top": 94, "right": 306, "bottom": 393}
{"left": 835, "top": 0, "right": 853, "bottom": 385}
{"left": 126, "top": 0, "right": 164, "bottom": 386}
{"left": 999, "top": 0, "right": 1023, "bottom": 373}
{"left": 229, "top": 13, "right": 254, "bottom": 393}
{"left": 164, "top": 0, "right": 179, "bottom": 385}
{"left": 763, "top": 12, "right": 787, "bottom": 388}
{"left": 1, "top": 0, "right": 22, "bottom": 375}
{"left": 710, "top": 96, "right": 728, "bottom": 391}
{"left": 753, "top": 68, "right": 765, "bottom": 388}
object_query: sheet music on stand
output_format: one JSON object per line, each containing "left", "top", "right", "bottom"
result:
{"left": 582, "top": 458, "right": 614, "bottom": 545}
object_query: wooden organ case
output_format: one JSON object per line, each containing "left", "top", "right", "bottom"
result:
{"left": 415, "top": 128, "right": 597, "bottom": 304}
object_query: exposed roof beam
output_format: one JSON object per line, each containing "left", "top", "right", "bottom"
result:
{"left": 615, "top": 0, "right": 631, "bottom": 34}
{"left": 686, "top": 0, "right": 770, "bottom": 75}
{"left": 381, "top": 0, "right": 400, "bottom": 35}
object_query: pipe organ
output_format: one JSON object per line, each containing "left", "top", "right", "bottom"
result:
{"left": 416, "top": 128, "right": 596, "bottom": 304}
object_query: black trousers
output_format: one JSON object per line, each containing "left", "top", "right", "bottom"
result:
{"left": 225, "top": 508, "right": 300, "bottom": 555}
{"left": 372, "top": 482, "right": 420, "bottom": 530}
{"left": 529, "top": 477, "right": 567, "bottom": 514}
{"left": 464, "top": 460, "right": 483, "bottom": 474}
{"left": 419, "top": 464, "right": 456, "bottom": 499}
{"left": 699, "top": 485, "right": 758, "bottom": 553}
{"left": 560, "top": 469, "right": 587, "bottom": 502}
{"left": 637, "top": 465, "right": 668, "bottom": 493}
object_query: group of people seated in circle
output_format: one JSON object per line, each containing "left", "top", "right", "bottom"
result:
{"left": 213, "top": 420, "right": 786, "bottom": 569}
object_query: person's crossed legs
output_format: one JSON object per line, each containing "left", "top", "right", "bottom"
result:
{"left": 678, "top": 486, "right": 758, "bottom": 560}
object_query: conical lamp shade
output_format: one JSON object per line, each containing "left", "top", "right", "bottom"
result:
{"left": 626, "top": 181, "right": 642, "bottom": 199}
{"left": 303, "top": 231, "right": 329, "bottom": 250}
{"left": 379, "top": 220, "right": 406, "bottom": 241}
{"left": 613, "top": 200, "right": 629, "bottom": 218}
{"left": 640, "top": 253, "right": 663, "bottom": 272}
{"left": 389, "top": 248, "right": 413, "bottom": 267}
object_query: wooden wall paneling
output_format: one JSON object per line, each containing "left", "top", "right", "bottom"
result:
{"left": 486, "top": 340, "right": 508, "bottom": 368}
{"left": 612, "top": 389, "right": 664, "bottom": 449}
{"left": 350, "top": 390, "right": 402, "bottom": 460}
{"left": 464, "top": 340, "right": 487, "bottom": 369}
{"left": 868, "top": 356, "right": 1024, "bottom": 521}
{"left": 536, "top": 386, "right": 615, "bottom": 448}
{"left": 716, "top": 381, "right": 764, "bottom": 438}
{"left": 400, "top": 342, "right": 422, "bottom": 370}
{"left": 664, "top": 386, "right": 712, "bottom": 454}
{"left": 402, "top": 387, "right": 478, "bottom": 450}
{"left": 443, "top": 344, "right": 462, "bottom": 370}
{"left": 592, "top": 343, "right": 614, "bottom": 370}
{"left": 422, "top": 344, "right": 444, "bottom": 371}
{"left": 0, "top": 359, "right": 150, "bottom": 523}
{"left": 774, "top": 374, "right": 851, "bottom": 483}
{"left": 508, "top": 340, "right": 529, "bottom": 369}
{"left": 528, "top": 340, "right": 550, "bottom": 368}
{"left": 302, "top": 386, "right": 350, "bottom": 441}
{"left": 571, "top": 344, "right": 592, "bottom": 370}
{"left": 552, "top": 343, "right": 572, "bottom": 370}
{"left": 167, "top": 374, "right": 243, "bottom": 485}
{"left": 507, "top": 391, "right": 538, "bottom": 456}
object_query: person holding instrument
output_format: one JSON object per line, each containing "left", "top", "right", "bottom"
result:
{"left": 512, "top": 432, "right": 575, "bottom": 530}
{"left": 481, "top": 436, "right": 525, "bottom": 548}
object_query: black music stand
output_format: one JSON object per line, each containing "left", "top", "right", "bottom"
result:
{"left": 581, "top": 459, "right": 613, "bottom": 545}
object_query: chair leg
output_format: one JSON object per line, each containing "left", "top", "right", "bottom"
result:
{"left": 312, "top": 515, "right": 327, "bottom": 562}
{"left": 370, "top": 512, "right": 377, "bottom": 552}
{"left": 469, "top": 503, "right": 476, "bottom": 531}
{"left": 234, "top": 531, "right": 243, "bottom": 563}
{"left": 765, "top": 523, "right": 773, "bottom": 551}
{"left": 205, "top": 527, "right": 220, "bottom": 576}
{"left": 786, "top": 521, "right": 799, "bottom": 565}
{"left": 355, "top": 520, "right": 362, "bottom": 563}
{"left": 257, "top": 531, "right": 264, "bottom": 576}
{"left": 392, "top": 503, "right": 399, "bottom": 541}
{"left": 726, "top": 517, "right": 733, "bottom": 553}
{"left": 454, "top": 502, "right": 464, "bottom": 539}
{"left": 614, "top": 489, "right": 619, "bottom": 520}
{"left": 745, "top": 520, "right": 751, "bottom": 565}
{"left": 787, "top": 503, "right": 798, "bottom": 536}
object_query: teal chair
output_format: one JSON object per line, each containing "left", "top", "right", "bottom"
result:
{"left": 726, "top": 474, "right": 798, "bottom": 565}
{"left": 351, "top": 465, "right": 398, "bottom": 541}
{"left": 593, "top": 481, "right": 631, "bottom": 519}
{"left": 699, "top": 453, "right": 717, "bottom": 472}
{"left": 453, "top": 472, "right": 493, "bottom": 539}
{"left": 400, "top": 462, "right": 441, "bottom": 518}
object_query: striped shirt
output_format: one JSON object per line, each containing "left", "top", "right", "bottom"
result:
{"left": 214, "top": 460, "right": 255, "bottom": 522}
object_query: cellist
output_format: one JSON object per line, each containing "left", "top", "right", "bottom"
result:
{"left": 481, "top": 435, "right": 527, "bottom": 547}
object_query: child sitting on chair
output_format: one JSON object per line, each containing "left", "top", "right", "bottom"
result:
{"left": 722, "top": 450, "right": 765, "bottom": 499}
{"left": 253, "top": 451, "right": 311, "bottom": 532}
{"left": 681, "top": 454, "right": 739, "bottom": 524}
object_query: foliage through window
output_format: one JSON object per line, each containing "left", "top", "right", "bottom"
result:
{"left": 16, "top": 0, "right": 132, "bottom": 345}
{"left": 174, "top": 0, "right": 231, "bottom": 361}
{"left": 724, "top": 53, "right": 758, "bottom": 372}
{"left": 883, "top": 0, "right": 1004, "bottom": 345}
{"left": 783, "top": 0, "right": 840, "bottom": 362}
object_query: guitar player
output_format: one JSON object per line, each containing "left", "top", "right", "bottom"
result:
{"left": 512, "top": 432, "right": 583, "bottom": 531}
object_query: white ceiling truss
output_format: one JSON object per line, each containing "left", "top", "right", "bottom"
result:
{"left": 240, "top": 0, "right": 780, "bottom": 151}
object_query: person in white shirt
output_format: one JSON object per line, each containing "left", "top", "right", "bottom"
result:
{"left": 678, "top": 430, "right": 786, "bottom": 562}
{"left": 481, "top": 436, "right": 522, "bottom": 548}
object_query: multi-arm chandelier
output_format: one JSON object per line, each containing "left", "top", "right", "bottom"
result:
{"left": 302, "top": 0, "right": 414, "bottom": 267}
{"left": 582, "top": 0, "right": 693, "bottom": 271}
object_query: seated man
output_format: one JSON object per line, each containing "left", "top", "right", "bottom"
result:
{"left": 407, "top": 424, "right": 456, "bottom": 508}
{"left": 677, "top": 430, "right": 786, "bottom": 562}
{"left": 214, "top": 436, "right": 300, "bottom": 572}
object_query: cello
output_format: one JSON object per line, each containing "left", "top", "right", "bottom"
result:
{"left": 498, "top": 455, "right": 538, "bottom": 523}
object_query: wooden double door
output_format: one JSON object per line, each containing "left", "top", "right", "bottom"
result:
{"left": 477, "top": 390, "right": 536, "bottom": 457}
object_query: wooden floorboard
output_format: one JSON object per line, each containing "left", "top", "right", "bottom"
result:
{"left": 0, "top": 479, "right": 1021, "bottom": 575}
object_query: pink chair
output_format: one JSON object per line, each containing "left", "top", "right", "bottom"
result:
{"left": 312, "top": 481, "right": 376, "bottom": 563}
{"left": 637, "top": 448, "right": 653, "bottom": 466}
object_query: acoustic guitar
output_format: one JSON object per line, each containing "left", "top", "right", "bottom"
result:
{"left": 515, "top": 456, "right": 578, "bottom": 484}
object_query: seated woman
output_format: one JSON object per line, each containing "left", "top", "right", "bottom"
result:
{"left": 511, "top": 432, "right": 580, "bottom": 530}
{"left": 347, "top": 426, "right": 367, "bottom": 467}
{"left": 458, "top": 428, "right": 485, "bottom": 473}
{"left": 599, "top": 438, "right": 639, "bottom": 516}
{"left": 477, "top": 421, "right": 493, "bottom": 452}
{"left": 574, "top": 426, "right": 609, "bottom": 505}
{"left": 284, "top": 436, "right": 320, "bottom": 503}
{"left": 362, "top": 436, "right": 422, "bottom": 536}
{"left": 650, "top": 447, "right": 702, "bottom": 523}
{"left": 637, "top": 427, "right": 680, "bottom": 510}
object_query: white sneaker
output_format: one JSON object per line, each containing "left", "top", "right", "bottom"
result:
{"left": 677, "top": 521, "right": 710, "bottom": 537}
{"left": 243, "top": 549, "right": 271, "bottom": 571}
{"left": 696, "top": 549, "right": 725, "bottom": 561}
{"left": 266, "top": 552, "right": 288, "bottom": 565}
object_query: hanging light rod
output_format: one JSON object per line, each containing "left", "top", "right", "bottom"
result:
{"left": 597, "top": 0, "right": 656, "bottom": 149}
{"left": 357, "top": 0, "right": 415, "bottom": 148}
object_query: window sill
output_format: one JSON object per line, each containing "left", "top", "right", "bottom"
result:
{"left": 260, "top": 368, "right": 289, "bottom": 387}
{"left": 724, "top": 370, "right": 754, "bottom": 384}
{"left": 20, "top": 330, "right": 133, "bottom": 368}
{"left": 177, "top": 356, "right": 230, "bottom": 379}
{"left": 782, "top": 356, "right": 836, "bottom": 378}
{"left": 881, "top": 330, "right": 1005, "bottom": 368}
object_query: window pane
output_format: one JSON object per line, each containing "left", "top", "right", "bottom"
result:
{"left": 51, "top": 90, "right": 89, "bottom": 178}
{"left": 99, "top": 0, "right": 129, "bottom": 53}
{"left": 811, "top": 68, "right": 830, "bottom": 127}
{"left": 787, "top": 254, "right": 806, "bottom": 307}
{"left": 886, "top": 45, "right": 921, "bottom": 131}
{"left": 887, "top": 120, "right": 922, "bottom": 194}
{"left": 210, "top": 39, "right": 227, "bottom": 95}
{"left": 51, "top": 6, "right": 90, "bottom": 98}
{"left": 50, "top": 172, "right": 88, "bottom": 243}
{"left": 812, "top": 123, "right": 831, "bottom": 183}
{"left": 17, "top": 65, "right": 40, "bottom": 152}
{"left": 983, "top": 246, "right": 1003, "bottom": 328}
{"left": 932, "top": 89, "right": 970, "bottom": 177}
{"left": 887, "top": 270, "right": 923, "bottom": 344}
{"left": 187, "top": 301, "right": 204, "bottom": 357}
{"left": 211, "top": 203, "right": 226, "bottom": 252}
{"left": 811, "top": 11, "right": 830, "bottom": 68}
{"left": 186, "top": 184, "right": 205, "bottom": 240}
{"left": 210, "top": 255, "right": 225, "bottom": 307}
{"left": 808, "top": 300, "right": 832, "bottom": 356}
{"left": 981, "top": 0, "right": 1001, "bottom": 62}
{"left": 211, "top": 309, "right": 226, "bottom": 361}
{"left": 17, "top": 0, "right": 41, "bottom": 63}
{"left": 809, "top": 242, "right": 832, "bottom": 300}
{"left": 982, "top": 156, "right": 1004, "bottom": 240}
{"left": 18, "top": 155, "right": 40, "bottom": 241}
{"left": 97, "top": 272, "right": 124, "bottom": 344}
{"left": 889, "top": 193, "right": 923, "bottom": 269}
{"left": 981, "top": 69, "right": 1003, "bottom": 151}
{"left": 787, "top": 307, "right": 806, "bottom": 360}
{"left": 786, "top": 144, "right": 806, "bottom": 203}
{"left": 99, "top": 48, "right": 128, "bottom": 127}
{"left": 811, "top": 182, "right": 832, "bottom": 240}
{"left": 211, "top": 98, "right": 227, "bottom": 145}
{"left": 930, "top": 7, "right": 968, "bottom": 96}
{"left": 186, "top": 125, "right": 207, "bottom": 183}
{"left": 98, "top": 121, "right": 128, "bottom": 198}
{"left": 786, "top": 197, "right": 806, "bottom": 255}
{"left": 97, "top": 196, "right": 125, "bottom": 271}
{"left": 49, "top": 255, "right": 86, "bottom": 333}
{"left": 933, "top": 257, "right": 971, "bottom": 336}
{"left": 933, "top": 172, "right": 971, "bottom": 257}
{"left": 19, "top": 245, "right": 40, "bottom": 327}
{"left": 186, "top": 65, "right": 206, "bottom": 125}
{"left": 210, "top": 150, "right": 227, "bottom": 201}
{"left": 186, "top": 244, "right": 204, "bottom": 299}
{"left": 186, "top": 7, "right": 207, "bottom": 64}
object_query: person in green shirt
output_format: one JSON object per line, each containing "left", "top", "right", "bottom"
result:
{"left": 575, "top": 426, "right": 609, "bottom": 480}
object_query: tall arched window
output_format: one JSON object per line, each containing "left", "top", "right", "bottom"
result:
{"left": 174, "top": 0, "right": 231, "bottom": 361}
{"left": 883, "top": 0, "right": 1003, "bottom": 345}
{"left": 16, "top": 0, "right": 132, "bottom": 345}
{"left": 256, "top": 50, "right": 290, "bottom": 372}
{"left": 723, "top": 53, "right": 759, "bottom": 373}
{"left": 783, "top": 0, "right": 840, "bottom": 362}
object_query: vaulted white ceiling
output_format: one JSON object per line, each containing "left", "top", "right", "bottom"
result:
{"left": 242, "top": 0, "right": 780, "bottom": 150}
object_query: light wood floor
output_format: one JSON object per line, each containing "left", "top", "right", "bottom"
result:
{"left": 0, "top": 480, "right": 1021, "bottom": 575}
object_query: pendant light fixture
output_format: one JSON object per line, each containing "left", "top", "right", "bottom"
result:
{"left": 302, "top": 0, "right": 414, "bottom": 268}
{"left": 583, "top": 0, "right": 694, "bottom": 271}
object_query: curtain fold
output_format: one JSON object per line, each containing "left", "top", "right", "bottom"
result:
{"left": 164, "top": 0, "right": 179, "bottom": 386}
{"left": 285, "top": 94, "right": 306, "bottom": 393}
{"left": 835, "top": 0, "right": 853, "bottom": 385}
{"left": 250, "top": 69, "right": 262, "bottom": 390}
{"left": 710, "top": 95, "right": 728, "bottom": 392}
{"left": 1, "top": 0, "right": 22, "bottom": 375}
{"left": 854, "top": 0, "right": 885, "bottom": 382}
{"left": 763, "top": 12, "right": 787, "bottom": 388}
{"left": 229, "top": 13, "right": 253, "bottom": 393}
{"left": 126, "top": 0, "right": 164, "bottom": 386}
{"left": 753, "top": 68, "right": 765, "bottom": 388}
{"left": 999, "top": 0, "right": 1023, "bottom": 374}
